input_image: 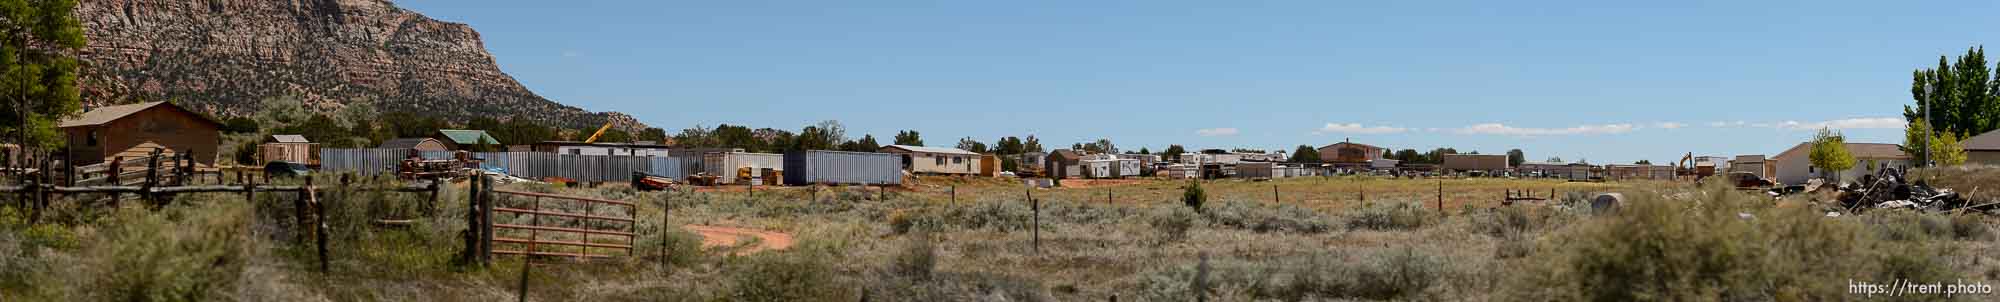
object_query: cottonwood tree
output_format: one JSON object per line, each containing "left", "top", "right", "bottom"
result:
{"left": 1506, "top": 149, "right": 1526, "bottom": 166}
{"left": 1023, "top": 135, "right": 1044, "bottom": 153}
{"left": 1808, "top": 127, "right": 1855, "bottom": 181}
{"left": 1, "top": 0, "right": 86, "bottom": 150}
{"left": 1904, "top": 117, "right": 1971, "bottom": 166}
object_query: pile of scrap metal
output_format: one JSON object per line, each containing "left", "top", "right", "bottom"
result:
{"left": 631, "top": 172, "right": 678, "bottom": 191}
{"left": 1830, "top": 169, "right": 1995, "bottom": 213}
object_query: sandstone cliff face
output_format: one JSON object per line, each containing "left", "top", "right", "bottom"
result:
{"left": 74, "top": 0, "right": 645, "bottom": 132}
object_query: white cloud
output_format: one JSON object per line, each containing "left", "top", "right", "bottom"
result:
{"left": 1195, "top": 128, "right": 1239, "bottom": 137}
{"left": 1312, "top": 123, "right": 1407, "bottom": 135}
{"left": 1653, "top": 122, "right": 1686, "bottom": 129}
{"left": 1709, "top": 121, "right": 1748, "bottom": 128}
{"left": 1767, "top": 117, "right": 1905, "bottom": 130}
{"left": 1450, "top": 123, "right": 1637, "bottom": 136}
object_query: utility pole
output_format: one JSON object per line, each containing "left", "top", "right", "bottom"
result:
{"left": 1923, "top": 83, "right": 1935, "bottom": 167}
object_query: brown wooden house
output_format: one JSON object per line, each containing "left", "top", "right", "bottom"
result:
{"left": 60, "top": 102, "right": 222, "bottom": 166}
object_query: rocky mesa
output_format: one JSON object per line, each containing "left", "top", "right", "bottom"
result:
{"left": 73, "top": 0, "right": 645, "bottom": 131}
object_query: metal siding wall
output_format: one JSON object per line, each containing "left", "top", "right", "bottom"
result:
{"left": 784, "top": 150, "right": 901, "bottom": 185}
{"left": 319, "top": 148, "right": 408, "bottom": 175}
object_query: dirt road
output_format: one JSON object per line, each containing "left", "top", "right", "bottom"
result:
{"left": 684, "top": 225, "right": 794, "bottom": 255}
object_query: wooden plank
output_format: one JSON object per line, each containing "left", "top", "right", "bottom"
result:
{"left": 493, "top": 207, "right": 636, "bottom": 223}
{"left": 492, "top": 189, "right": 635, "bottom": 207}
{"left": 492, "top": 223, "right": 636, "bottom": 237}
{"left": 493, "top": 237, "right": 633, "bottom": 250}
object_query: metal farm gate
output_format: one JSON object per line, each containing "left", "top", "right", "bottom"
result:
{"left": 465, "top": 174, "right": 637, "bottom": 262}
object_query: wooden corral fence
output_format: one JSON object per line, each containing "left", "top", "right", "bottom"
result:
{"left": 462, "top": 173, "right": 636, "bottom": 265}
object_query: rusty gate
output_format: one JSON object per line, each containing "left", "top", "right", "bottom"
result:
{"left": 485, "top": 189, "right": 637, "bottom": 259}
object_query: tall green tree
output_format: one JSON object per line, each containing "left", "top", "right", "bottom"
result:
{"left": 673, "top": 125, "right": 714, "bottom": 148}
{"left": 794, "top": 126, "right": 835, "bottom": 150}
{"left": 993, "top": 136, "right": 1025, "bottom": 154}
{"left": 637, "top": 127, "right": 668, "bottom": 143}
{"left": 1, "top": 0, "right": 85, "bottom": 149}
{"left": 1137, "top": 147, "right": 1150, "bottom": 155}
{"left": 1023, "top": 135, "right": 1044, "bottom": 153}
{"left": 1162, "top": 145, "right": 1186, "bottom": 162}
{"left": 1906, "top": 46, "right": 2000, "bottom": 141}
{"left": 1289, "top": 145, "right": 1321, "bottom": 163}
{"left": 839, "top": 134, "right": 880, "bottom": 152}
{"left": 1505, "top": 149, "right": 1525, "bottom": 167}
{"left": 894, "top": 130, "right": 923, "bottom": 146}
{"left": 1809, "top": 127, "right": 1855, "bottom": 181}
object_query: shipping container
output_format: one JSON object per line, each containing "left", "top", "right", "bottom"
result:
{"left": 702, "top": 152, "right": 784, "bottom": 185}
{"left": 784, "top": 150, "right": 903, "bottom": 185}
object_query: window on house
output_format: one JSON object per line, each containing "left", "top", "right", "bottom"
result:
{"left": 935, "top": 156, "right": 945, "bottom": 166}
{"left": 953, "top": 156, "right": 963, "bottom": 164}
{"left": 85, "top": 130, "right": 98, "bottom": 146}
{"left": 571, "top": 149, "right": 582, "bottom": 155}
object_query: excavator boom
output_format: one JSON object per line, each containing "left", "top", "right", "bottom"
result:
{"left": 584, "top": 122, "right": 615, "bottom": 143}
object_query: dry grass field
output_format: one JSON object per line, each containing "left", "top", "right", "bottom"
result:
{"left": 2, "top": 168, "right": 1997, "bottom": 301}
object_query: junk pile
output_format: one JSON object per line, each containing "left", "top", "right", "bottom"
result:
{"left": 1830, "top": 168, "right": 1997, "bottom": 212}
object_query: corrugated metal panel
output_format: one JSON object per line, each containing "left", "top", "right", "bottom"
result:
{"left": 784, "top": 150, "right": 902, "bottom": 185}
{"left": 702, "top": 152, "right": 783, "bottom": 184}
{"left": 319, "top": 148, "right": 409, "bottom": 174}
{"left": 1237, "top": 162, "right": 1274, "bottom": 179}
{"left": 420, "top": 151, "right": 453, "bottom": 160}
{"left": 469, "top": 151, "right": 678, "bottom": 182}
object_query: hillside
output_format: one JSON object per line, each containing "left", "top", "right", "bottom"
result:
{"left": 72, "top": 0, "right": 645, "bottom": 131}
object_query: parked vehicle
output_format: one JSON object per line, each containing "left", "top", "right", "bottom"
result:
{"left": 265, "top": 161, "right": 311, "bottom": 178}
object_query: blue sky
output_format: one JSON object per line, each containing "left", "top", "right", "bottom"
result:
{"left": 397, "top": 0, "right": 1999, "bottom": 164}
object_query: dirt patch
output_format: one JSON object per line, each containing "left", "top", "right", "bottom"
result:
{"left": 685, "top": 225, "right": 794, "bottom": 255}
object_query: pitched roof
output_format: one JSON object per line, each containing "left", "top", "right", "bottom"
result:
{"left": 1773, "top": 142, "right": 1909, "bottom": 160}
{"left": 267, "top": 135, "right": 310, "bottom": 143}
{"left": 59, "top": 101, "right": 220, "bottom": 128}
{"left": 880, "top": 145, "right": 978, "bottom": 155}
{"left": 1967, "top": 129, "right": 2000, "bottom": 151}
{"left": 435, "top": 129, "right": 501, "bottom": 145}
{"left": 379, "top": 138, "right": 442, "bottom": 149}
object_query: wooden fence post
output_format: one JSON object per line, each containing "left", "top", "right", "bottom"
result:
{"left": 949, "top": 185, "right": 955, "bottom": 206}
{"left": 1272, "top": 184, "right": 1279, "bottom": 203}
{"left": 145, "top": 150, "right": 160, "bottom": 206}
{"left": 481, "top": 173, "right": 495, "bottom": 266}
{"left": 295, "top": 176, "right": 309, "bottom": 244}
{"left": 464, "top": 173, "right": 483, "bottom": 267}
{"left": 661, "top": 191, "right": 671, "bottom": 266}
{"left": 1031, "top": 191, "right": 1040, "bottom": 254}
{"left": 1436, "top": 180, "right": 1444, "bottom": 213}
{"left": 108, "top": 156, "right": 122, "bottom": 207}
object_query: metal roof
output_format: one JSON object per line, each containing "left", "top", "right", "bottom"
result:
{"left": 268, "top": 135, "right": 310, "bottom": 143}
{"left": 436, "top": 129, "right": 501, "bottom": 145}
{"left": 881, "top": 145, "right": 978, "bottom": 155}
{"left": 59, "top": 101, "right": 220, "bottom": 128}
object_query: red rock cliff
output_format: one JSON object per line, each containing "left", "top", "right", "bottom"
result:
{"left": 75, "top": 0, "right": 645, "bottom": 131}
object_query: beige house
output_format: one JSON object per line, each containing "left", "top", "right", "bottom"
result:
{"left": 880, "top": 145, "right": 982, "bottom": 175}
{"left": 1966, "top": 129, "right": 2000, "bottom": 165}
{"left": 1770, "top": 142, "right": 1909, "bottom": 185}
